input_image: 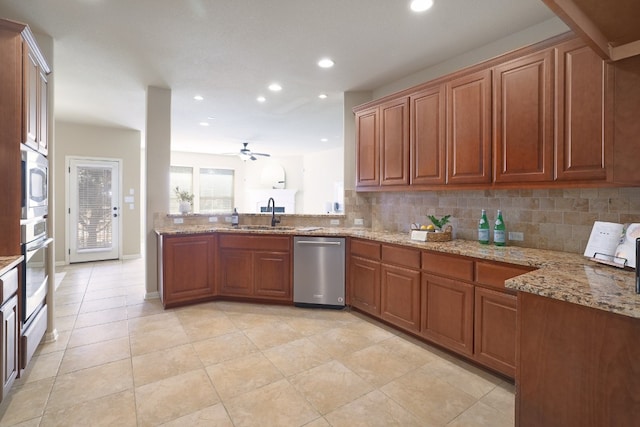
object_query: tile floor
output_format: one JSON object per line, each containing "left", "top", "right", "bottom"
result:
{"left": 0, "top": 259, "right": 515, "bottom": 426}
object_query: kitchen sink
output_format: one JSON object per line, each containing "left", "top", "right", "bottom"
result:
{"left": 236, "top": 225, "right": 296, "bottom": 231}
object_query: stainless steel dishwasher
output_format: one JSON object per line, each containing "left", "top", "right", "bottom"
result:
{"left": 293, "top": 236, "right": 345, "bottom": 309}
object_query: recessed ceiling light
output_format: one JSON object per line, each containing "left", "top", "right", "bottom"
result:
{"left": 199, "top": 122, "right": 209, "bottom": 126}
{"left": 194, "top": 95, "right": 204, "bottom": 101}
{"left": 257, "top": 96, "right": 266, "bottom": 103}
{"left": 268, "top": 83, "right": 282, "bottom": 92}
{"left": 321, "top": 138, "right": 328, "bottom": 142}
{"left": 318, "top": 93, "right": 328, "bottom": 99}
{"left": 318, "top": 58, "right": 334, "bottom": 68}
{"left": 410, "top": 0, "right": 433, "bottom": 12}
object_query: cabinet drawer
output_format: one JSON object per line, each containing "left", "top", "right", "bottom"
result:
{"left": 219, "top": 234, "right": 290, "bottom": 251}
{"left": 382, "top": 245, "right": 420, "bottom": 269}
{"left": 422, "top": 252, "right": 473, "bottom": 281}
{"left": 475, "top": 261, "right": 534, "bottom": 290}
{"left": 351, "top": 239, "right": 381, "bottom": 260}
{"left": 0, "top": 267, "right": 18, "bottom": 305}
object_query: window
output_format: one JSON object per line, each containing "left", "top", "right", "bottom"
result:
{"left": 169, "top": 166, "right": 193, "bottom": 213}
{"left": 199, "top": 168, "right": 234, "bottom": 213}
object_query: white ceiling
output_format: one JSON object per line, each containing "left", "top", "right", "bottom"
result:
{"left": 0, "top": 0, "right": 557, "bottom": 156}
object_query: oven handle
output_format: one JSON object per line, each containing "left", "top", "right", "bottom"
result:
{"left": 26, "top": 237, "right": 53, "bottom": 254}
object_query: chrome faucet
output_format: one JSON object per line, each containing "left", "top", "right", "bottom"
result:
{"left": 267, "top": 197, "right": 280, "bottom": 227}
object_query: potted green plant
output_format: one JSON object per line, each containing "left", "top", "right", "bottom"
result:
{"left": 174, "top": 186, "right": 194, "bottom": 214}
{"left": 427, "top": 214, "right": 451, "bottom": 232}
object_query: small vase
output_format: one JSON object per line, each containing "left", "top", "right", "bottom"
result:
{"left": 178, "top": 201, "right": 191, "bottom": 214}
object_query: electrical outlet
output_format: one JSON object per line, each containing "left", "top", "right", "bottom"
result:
{"left": 330, "top": 219, "right": 340, "bottom": 226}
{"left": 208, "top": 217, "right": 218, "bottom": 222}
{"left": 173, "top": 218, "right": 184, "bottom": 224}
{"left": 224, "top": 216, "right": 232, "bottom": 223}
{"left": 354, "top": 218, "right": 364, "bottom": 226}
{"left": 509, "top": 231, "right": 524, "bottom": 241}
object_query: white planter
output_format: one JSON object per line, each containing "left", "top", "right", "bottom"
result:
{"left": 178, "top": 201, "right": 192, "bottom": 214}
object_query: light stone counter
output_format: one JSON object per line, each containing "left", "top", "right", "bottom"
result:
{"left": 0, "top": 255, "right": 23, "bottom": 277}
{"left": 155, "top": 226, "right": 640, "bottom": 319}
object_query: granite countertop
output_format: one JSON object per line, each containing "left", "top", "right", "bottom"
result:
{"left": 155, "top": 225, "right": 640, "bottom": 319}
{"left": 0, "top": 255, "right": 24, "bottom": 277}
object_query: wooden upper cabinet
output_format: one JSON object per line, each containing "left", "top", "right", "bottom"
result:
{"left": 379, "top": 97, "right": 410, "bottom": 186}
{"left": 23, "top": 44, "right": 38, "bottom": 150}
{"left": 410, "top": 85, "right": 446, "bottom": 185}
{"left": 493, "top": 50, "right": 553, "bottom": 183}
{"left": 446, "top": 69, "right": 492, "bottom": 184}
{"left": 355, "top": 107, "right": 379, "bottom": 187}
{"left": 555, "top": 39, "right": 612, "bottom": 182}
{"left": 37, "top": 70, "right": 48, "bottom": 156}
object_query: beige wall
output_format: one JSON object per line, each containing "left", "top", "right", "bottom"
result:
{"left": 171, "top": 151, "right": 341, "bottom": 214}
{"left": 55, "top": 122, "right": 142, "bottom": 263}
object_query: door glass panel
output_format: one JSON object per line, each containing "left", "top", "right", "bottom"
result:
{"left": 76, "top": 166, "right": 113, "bottom": 251}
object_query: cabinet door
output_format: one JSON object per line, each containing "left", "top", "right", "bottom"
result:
{"left": 379, "top": 97, "right": 410, "bottom": 186}
{"left": 555, "top": 39, "right": 612, "bottom": 182}
{"left": 380, "top": 264, "right": 420, "bottom": 332}
{"left": 160, "top": 234, "right": 216, "bottom": 307}
{"left": 411, "top": 85, "right": 445, "bottom": 185}
{"left": 421, "top": 274, "right": 474, "bottom": 356}
{"left": 494, "top": 50, "right": 553, "bottom": 183}
{"left": 1, "top": 295, "right": 18, "bottom": 401}
{"left": 474, "top": 287, "right": 516, "bottom": 377}
{"left": 446, "top": 69, "right": 492, "bottom": 184}
{"left": 355, "top": 108, "right": 379, "bottom": 187}
{"left": 37, "top": 70, "right": 48, "bottom": 155}
{"left": 253, "top": 251, "right": 291, "bottom": 300}
{"left": 23, "top": 45, "right": 38, "bottom": 149}
{"left": 349, "top": 255, "right": 381, "bottom": 315}
{"left": 218, "top": 249, "right": 253, "bottom": 296}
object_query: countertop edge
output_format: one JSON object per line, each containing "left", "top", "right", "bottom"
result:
{"left": 0, "top": 255, "right": 24, "bottom": 276}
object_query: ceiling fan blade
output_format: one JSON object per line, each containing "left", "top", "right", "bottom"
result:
{"left": 251, "top": 152, "right": 270, "bottom": 157}
{"left": 250, "top": 155, "right": 257, "bottom": 161}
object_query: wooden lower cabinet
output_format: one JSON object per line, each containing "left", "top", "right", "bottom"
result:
{"left": 380, "top": 263, "right": 420, "bottom": 332}
{"left": 349, "top": 255, "right": 381, "bottom": 316}
{"left": 158, "top": 233, "right": 217, "bottom": 308}
{"left": 1, "top": 294, "right": 18, "bottom": 402}
{"left": 218, "top": 250, "right": 252, "bottom": 296}
{"left": 516, "top": 292, "right": 640, "bottom": 427}
{"left": 217, "top": 234, "right": 292, "bottom": 302}
{"left": 253, "top": 251, "right": 291, "bottom": 299}
{"left": 421, "top": 273, "right": 474, "bottom": 356}
{"left": 474, "top": 287, "right": 517, "bottom": 377}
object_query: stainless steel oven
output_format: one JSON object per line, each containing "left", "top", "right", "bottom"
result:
{"left": 21, "top": 144, "right": 48, "bottom": 220}
{"left": 21, "top": 217, "right": 51, "bottom": 324}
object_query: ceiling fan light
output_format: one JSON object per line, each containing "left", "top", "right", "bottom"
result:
{"left": 239, "top": 153, "right": 251, "bottom": 161}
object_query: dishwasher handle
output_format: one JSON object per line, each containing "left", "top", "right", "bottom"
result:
{"left": 296, "top": 240, "right": 342, "bottom": 246}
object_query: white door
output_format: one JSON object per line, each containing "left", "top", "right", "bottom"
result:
{"left": 68, "top": 158, "right": 121, "bottom": 263}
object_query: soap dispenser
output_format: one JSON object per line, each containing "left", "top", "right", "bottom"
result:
{"left": 231, "top": 208, "right": 239, "bottom": 227}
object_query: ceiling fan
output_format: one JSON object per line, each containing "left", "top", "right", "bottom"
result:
{"left": 226, "top": 142, "right": 271, "bottom": 161}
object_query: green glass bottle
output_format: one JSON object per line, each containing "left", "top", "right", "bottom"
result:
{"left": 494, "top": 209, "right": 506, "bottom": 246}
{"left": 478, "top": 209, "right": 490, "bottom": 245}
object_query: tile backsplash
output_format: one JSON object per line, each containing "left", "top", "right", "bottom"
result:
{"left": 346, "top": 187, "right": 640, "bottom": 254}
